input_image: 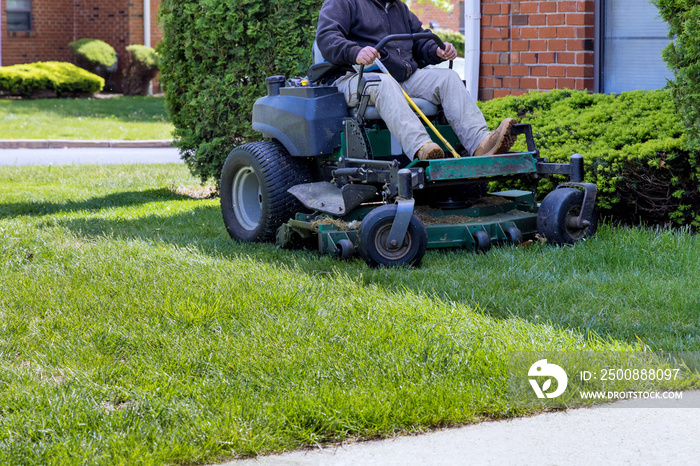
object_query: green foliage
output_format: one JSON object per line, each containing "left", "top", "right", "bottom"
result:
{"left": 158, "top": 0, "right": 323, "bottom": 182}
{"left": 0, "top": 62, "right": 104, "bottom": 98}
{"left": 654, "top": 0, "right": 700, "bottom": 156}
{"left": 69, "top": 38, "right": 117, "bottom": 70}
{"left": 126, "top": 44, "right": 159, "bottom": 69}
{"left": 407, "top": 0, "right": 453, "bottom": 12}
{"left": 479, "top": 89, "right": 699, "bottom": 226}
{"left": 123, "top": 45, "right": 160, "bottom": 96}
{"left": 432, "top": 28, "right": 465, "bottom": 56}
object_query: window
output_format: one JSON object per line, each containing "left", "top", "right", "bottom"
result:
{"left": 6, "top": 0, "right": 32, "bottom": 32}
{"left": 596, "top": 0, "right": 672, "bottom": 93}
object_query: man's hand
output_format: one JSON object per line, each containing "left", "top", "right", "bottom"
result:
{"left": 356, "top": 46, "right": 381, "bottom": 66}
{"left": 437, "top": 42, "right": 458, "bottom": 61}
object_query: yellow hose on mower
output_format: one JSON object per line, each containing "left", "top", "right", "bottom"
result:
{"left": 373, "top": 59, "right": 461, "bottom": 159}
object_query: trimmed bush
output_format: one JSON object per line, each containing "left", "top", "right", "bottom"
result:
{"left": 69, "top": 38, "right": 117, "bottom": 71}
{"left": 158, "top": 0, "right": 324, "bottom": 183}
{"left": 433, "top": 28, "right": 465, "bottom": 57}
{"left": 0, "top": 62, "right": 104, "bottom": 98}
{"left": 123, "top": 45, "right": 160, "bottom": 96}
{"left": 70, "top": 38, "right": 117, "bottom": 91}
{"left": 479, "top": 89, "right": 699, "bottom": 226}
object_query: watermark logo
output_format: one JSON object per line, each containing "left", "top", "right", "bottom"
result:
{"left": 528, "top": 359, "right": 568, "bottom": 398}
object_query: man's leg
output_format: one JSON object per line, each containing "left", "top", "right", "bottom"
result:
{"left": 401, "top": 68, "right": 514, "bottom": 156}
{"left": 334, "top": 72, "right": 441, "bottom": 159}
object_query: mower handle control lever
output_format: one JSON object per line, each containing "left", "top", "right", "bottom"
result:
{"left": 357, "top": 32, "right": 452, "bottom": 101}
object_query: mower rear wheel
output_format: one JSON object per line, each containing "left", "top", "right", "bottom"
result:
{"left": 358, "top": 204, "right": 427, "bottom": 268}
{"left": 537, "top": 188, "right": 598, "bottom": 244}
{"left": 221, "top": 141, "right": 311, "bottom": 243}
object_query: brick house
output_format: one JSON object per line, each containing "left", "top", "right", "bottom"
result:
{"left": 414, "top": 0, "right": 671, "bottom": 100}
{"left": 2, "top": 0, "right": 670, "bottom": 99}
{"left": 0, "top": 0, "right": 162, "bottom": 90}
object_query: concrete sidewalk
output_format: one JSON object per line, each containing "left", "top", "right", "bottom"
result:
{"left": 0, "top": 139, "right": 173, "bottom": 149}
{"left": 229, "top": 392, "right": 700, "bottom": 466}
{"left": 0, "top": 147, "right": 182, "bottom": 165}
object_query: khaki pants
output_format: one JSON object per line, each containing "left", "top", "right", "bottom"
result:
{"left": 334, "top": 67, "right": 489, "bottom": 159}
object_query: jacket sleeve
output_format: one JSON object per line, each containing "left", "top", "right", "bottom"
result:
{"left": 409, "top": 11, "right": 441, "bottom": 67}
{"left": 316, "top": 0, "right": 363, "bottom": 66}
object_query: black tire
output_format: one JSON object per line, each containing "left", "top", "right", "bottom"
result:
{"left": 335, "top": 239, "right": 356, "bottom": 260}
{"left": 220, "top": 141, "right": 310, "bottom": 242}
{"left": 472, "top": 230, "right": 492, "bottom": 252}
{"left": 537, "top": 188, "right": 598, "bottom": 244}
{"left": 505, "top": 226, "right": 523, "bottom": 244}
{"left": 358, "top": 204, "right": 428, "bottom": 268}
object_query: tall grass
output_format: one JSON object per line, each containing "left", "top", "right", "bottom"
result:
{"left": 0, "top": 164, "right": 698, "bottom": 464}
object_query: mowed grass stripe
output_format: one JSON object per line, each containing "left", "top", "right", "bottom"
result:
{"left": 1, "top": 164, "right": 698, "bottom": 464}
{"left": 0, "top": 96, "right": 173, "bottom": 140}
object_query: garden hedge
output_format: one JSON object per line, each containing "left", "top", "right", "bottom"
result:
{"left": 0, "top": 62, "right": 104, "bottom": 98}
{"left": 69, "top": 38, "right": 117, "bottom": 71}
{"left": 479, "top": 89, "right": 698, "bottom": 226}
{"left": 158, "top": 0, "right": 324, "bottom": 182}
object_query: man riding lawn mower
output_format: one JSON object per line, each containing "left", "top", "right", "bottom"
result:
{"left": 219, "top": 1, "right": 598, "bottom": 268}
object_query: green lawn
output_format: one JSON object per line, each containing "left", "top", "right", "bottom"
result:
{"left": 1, "top": 164, "right": 699, "bottom": 464}
{"left": 0, "top": 96, "right": 174, "bottom": 140}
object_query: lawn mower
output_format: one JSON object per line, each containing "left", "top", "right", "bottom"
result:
{"left": 220, "top": 33, "right": 598, "bottom": 268}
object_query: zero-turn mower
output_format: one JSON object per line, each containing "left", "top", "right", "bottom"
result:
{"left": 220, "top": 33, "right": 597, "bottom": 267}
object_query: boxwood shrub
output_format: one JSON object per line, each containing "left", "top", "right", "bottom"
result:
{"left": 479, "top": 89, "right": 699, "bottom": 226}
{"left": 0, "top": 62, "right": 104, "bottom": 97}
{"left": 69, "top": 38, "right": 117, "bottom": 71}
{"left": 123, "top": 45, "right": 160, "bottom": 96}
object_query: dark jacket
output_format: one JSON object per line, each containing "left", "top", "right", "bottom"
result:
{"left": 316, "top": 0, "right": 442, "bottom": 82}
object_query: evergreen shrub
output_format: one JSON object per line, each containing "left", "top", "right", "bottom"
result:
{"left": 123, "top": 45, "right": 160, "bottom": 96}
{"left": 69, "top": 38, "right": 118, "bottom": 71}
{"left": 479, "top": 89, "right": 699, "bottom": 226}
{"left": 0, "top": 62, "right": 104, "bottom": 98}
{"left": 158, "top": 0, "right": 323, "bottom": 182}
{"left": 654, "top": 0, "right": 700, "bottom": 156}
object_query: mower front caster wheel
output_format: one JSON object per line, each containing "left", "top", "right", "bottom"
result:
{"left": 358, "top": 205, "right": 427, "bottom": 268}
{"left": 335, "top": 239, "right": 356, "bottom": 260}
{"left": 472, "top": 230, "right": 491, "bottom": 253}
{"left": 537, "top": 188, "right": 598, "bottom": 244}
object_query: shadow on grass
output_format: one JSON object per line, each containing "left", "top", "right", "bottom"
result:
{"left": 28, "top": 188, "right": 700, "bottom": 351}
{"left": 0, "top": 188, "right": 189, "bottom": 218}
{"left": 0, "top": 96, "right": 170, "bottom": 124}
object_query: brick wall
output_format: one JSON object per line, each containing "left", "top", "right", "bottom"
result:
{"left": 415, "top": 0, "right": 596, "bottom": 100}
{"left": 1, "top": 0, "right": 75, "bottom": 65}
{"left": 480, "top": 0, "right": 595, "bottom": 99}
{"left": 2, "top": 0, "right": 163, "bottom": 91}
{"left": 412, "top": 1, "right": 463, "bottom": 31}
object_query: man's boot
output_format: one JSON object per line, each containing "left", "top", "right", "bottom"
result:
{"left": 415, "top": 142, "right": 444, "bottom": 160}
{"left": 473, "top": 118, "right": 517, "bottom": 157}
